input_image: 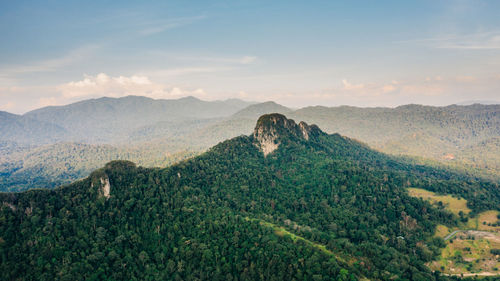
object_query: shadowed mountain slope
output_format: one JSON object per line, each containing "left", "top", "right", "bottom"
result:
{"left": 1, "top": 114, "right": 498, "bottom": 280}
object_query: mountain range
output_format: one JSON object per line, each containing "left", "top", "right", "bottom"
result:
{"left": 2, "top": 114, "right": 498, "bottom": 280}
{"left": 0, "top": 96, "right": 499, "bottom": 192}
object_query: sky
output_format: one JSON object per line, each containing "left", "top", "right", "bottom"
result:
{"left": 0, "top": 0, "right": 499, "bottom": 113}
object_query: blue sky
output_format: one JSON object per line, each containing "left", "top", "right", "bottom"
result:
{"left": 1, "top": 0, "right": 499, "bottom": 113}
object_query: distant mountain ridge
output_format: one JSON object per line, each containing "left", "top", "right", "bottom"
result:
{"left": 456, "top": 100, "right": 499, "bottom": 105}
{"left": 0, "top": 110, "right": 68, "bottom": 144}
{"left": 1, "top": 97, "right": 499, "bottom": 191}
{"left": 4, "top": 96, "right": 254, "bottom": 144}
{"left": 231, "top": 101, "right": 291, "bottom": 119}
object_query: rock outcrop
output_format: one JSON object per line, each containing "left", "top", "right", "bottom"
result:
{"left": 253, "top": 113, "right": 322, "bottom": 156}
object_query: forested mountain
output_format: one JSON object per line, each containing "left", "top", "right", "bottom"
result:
{"left": 4, "top": 96, "right": 253, "bottom": 144}
{"left": 291, "top": 104, "right": 499, "bottom": 148}
{"left": 1, "top": 114, "right": 498, "bottom": 280}
{"left": 1, "top": 99, "right": 499, "bottom": 192}
{"left": 0, "top": 142, "right": 198, "bottom": 192}
{"left": 289, "top": 104, "right": 500, "bottom": 178}
{"left": 231, "top": 101, "right": 291, "bottom": 119}
{"left": 0, "top": 111, "right": 68, "bottom": 144}
{"left": 176, "top": 103, "right": 500, "bottom": 177}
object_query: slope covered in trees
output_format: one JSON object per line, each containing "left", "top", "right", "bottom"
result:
{"left": 1, "top": 96, "right": 252, "bottom": 144}
{"left": 0, "top": 142, "right": 199, "bottom": 192}
{"left": 1, "top": 114, "right": 498, "bottom": 280}
{"left": 0, "top": 111, "right": 68, "bottom": 144}
{"left": 1, "top": 100, "right": 499, "bottom": 192}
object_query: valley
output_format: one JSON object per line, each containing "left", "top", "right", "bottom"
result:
{"left": 1, "top": 114, "right": 499, "bottom": 280}
{"left": 3, "top": 2, "right": 499, "bottom": 280}
{"left": 1, "top": 97, "right": 499, "bottom": 192}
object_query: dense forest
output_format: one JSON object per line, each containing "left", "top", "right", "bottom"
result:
{"left": 1, "top": 99, "right": 499, "bottom": 192}
{"left": 0, "top": 141, "right": 200, "bottom": 192}
{"left": 1, "top": 114, "right": 498, "bottom": 280}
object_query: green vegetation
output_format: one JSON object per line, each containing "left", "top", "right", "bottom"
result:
{"left": 1, "top": 100, "right": 499, "bottom": 192}
{"left": 408, "top": 188, "right": 500, "bottom": 277}
{"left": 407, "top": 188, "right": 471, "bottom": 216}
{"left": 246, "top": 217, "right": 335, "bottom": 256}
{"left": 428, "top": 231, "right": 500, "bottom": 277}
{"left": 1, "top": 114, "right": 498, "bottom": 280}
{"left": 0, "top": 141, "right": 201, "bottom": 192}
{"left": 290, "top": 104, "right": 500, "bottom": 179}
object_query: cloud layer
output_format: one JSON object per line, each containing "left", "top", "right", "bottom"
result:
{"left": 1, "top": 72, "right": 499, "bottom": 114}
{"left": 58, "top": 73, "right": 206, "bottom": 100}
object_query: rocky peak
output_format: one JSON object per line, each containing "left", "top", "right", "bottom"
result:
{"left": 253, "top": 113, "right": 322, "bottom": 156}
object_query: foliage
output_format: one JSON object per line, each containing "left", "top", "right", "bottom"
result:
{"left": 1, "top": 101, "right": 499, "bottom": 192}
{"left": 1, "top": 115, "right": 498, "bottom": 280}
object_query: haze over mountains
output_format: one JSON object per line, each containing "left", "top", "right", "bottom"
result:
{"left": 2, "top": 96, "right": 254, "bottom": 144}
{"left": 2, "top": 114, "right": 498, "bottom": 280}
{"left": 0, "top": 96, "right": 499, "bottom": 191}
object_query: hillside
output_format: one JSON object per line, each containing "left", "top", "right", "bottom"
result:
{"left": 183, "top": 103, "right": 500, "bottom": 177}
{"left": 231, "top": 101, "right": 291, "bottom": 119}
{"left": 0, "top": 111, "right": 68, "bottom": 144}
{"left": 1, "top": 101, "right": 499, "bottom": 192}
{"left": 292, "top": 104, "right": 500, "bottom": 145}
{"left": 10, "top": 96, "right": 253, "bottom": 144}
{"left": 0, "top": 142, "right": 200, "bottom": 192}
{"left": 1, "top": 114, "right": 499, "bottom": 280}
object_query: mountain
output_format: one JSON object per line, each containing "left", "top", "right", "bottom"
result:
{"left": 290, "top": 104, "right": 500, "bottom": 146}
{"left": 1, "top": 101, "right": 499, "bottom": 192}
{"left": 0, "top": 141, "right": 199, "bottom": 192}
{"left": 183, "top": 102, "right": 293, "bottom": 147}
{"left": 175, "top": 103, "right": 500, "bottom": 176}
{"left": 19, "top": 96, "right": 253, "bottom": 143}
{"left": 456, "top": 100, "right": 499, "bottom": 105}
{"left": 0, "top": 111, "right": 68, "bottom": 144}
{"left": 1, "top": 114, "right": 498, "bottom": 280}
{"left": 231, "top": 101, "right": 291, "bottom": 119}
{"left": 289, "top": 104, "right": 500, "bottom": 177}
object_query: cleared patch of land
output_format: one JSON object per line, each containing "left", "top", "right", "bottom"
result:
{"left": 467, "top": 210, "right": 500, "bottom": 232}
{"left": 244, "top": 217, "right": 334, "bottom": 256}
{"left": 435, "top": 224, "right": 451, "bottom": 239}
{"left": 428, "top": 230, "right": 500, "bottom": 276}
{"left": 408, "top": 188, "right": 500, "bottom": 276}
{"left": 407, "top": 187, "right": 471, "bottom": 216}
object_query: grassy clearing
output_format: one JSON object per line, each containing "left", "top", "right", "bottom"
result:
{"left": 408, "top": 188, "right": 500, "bottom": 276}
{"left": 428, "top": 231, "right": 500, "bottom": 276}
{"left": 407, "top": 188, "right": 471, "bottom": 216}
{"left": 245, "top": 217, "right": 335, "bottom": 256}
{"left": 435, "top": 224, "right": 451, "bottom": 238}
{"left": 467, "top": 210, "right": 500, "bottom": 232}
{"left": 258, "top": 220, "right": 335, "bottom": 256}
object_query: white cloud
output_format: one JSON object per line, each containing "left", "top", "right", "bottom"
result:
{"left": 342, "top": 79, "right": 365, "bottom": 90}
{"left": 238, "top": 91, "right": 249, "bottom": 98}
{"left": 382, "top": 84, "right": 396, "bottom": 93}
{"left": 0, "top": 101, "right": 15, "bottom": 111}
{"left": 239, "top": 56, "right": 258, "bottom": 64}
{"left": 57, "top": 73, "right": 205, "bottom": 100}
{"left": 455, "top": 76, "right": 477, "bottom": 83}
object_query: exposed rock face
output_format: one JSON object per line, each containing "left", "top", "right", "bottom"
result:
{"left": 254, "top": 127, "right": 279, "bottom": 156}
{"left": 92, "top": 176, "right": 111, "bottom": 199}
{"left": 2, "top": 202, "right": 16, "bottom": 212}
{"left": 253, "top": 113, "right": 322, "bottom": 156}
{"left": 100, "top": 177, "right": 111, "bottom": 198}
